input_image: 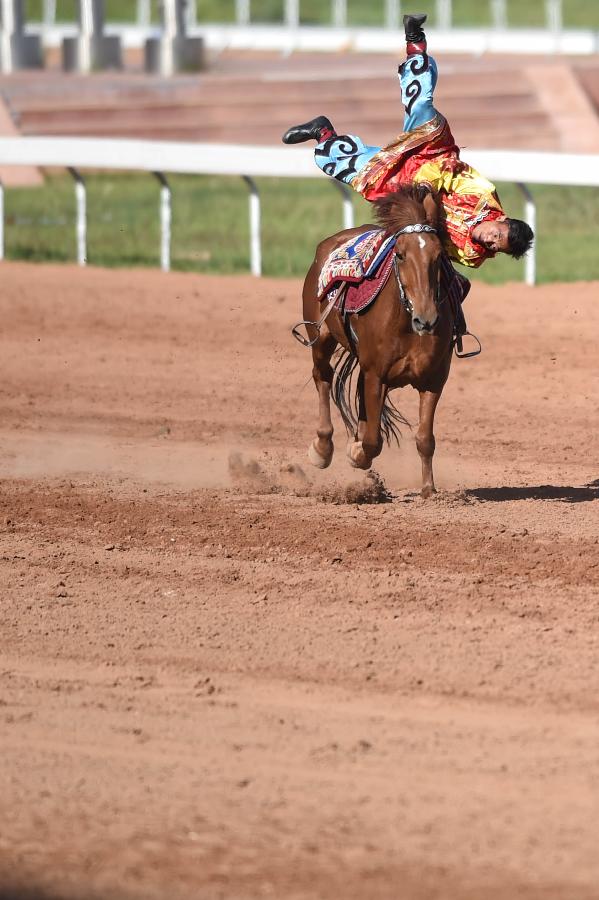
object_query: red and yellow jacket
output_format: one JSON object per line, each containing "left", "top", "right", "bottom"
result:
{"left": 352, "top": 114, "right": 505, "bottom": 268}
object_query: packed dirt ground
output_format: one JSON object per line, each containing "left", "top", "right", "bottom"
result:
{"left": 0, "top": 262, "right": 598, "bottom": 900}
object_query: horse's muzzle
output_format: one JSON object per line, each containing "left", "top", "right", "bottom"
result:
{"left": 412, "top": 314, "right": 439, "bottom": 335}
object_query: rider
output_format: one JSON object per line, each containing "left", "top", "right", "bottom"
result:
{"left": 282, "top": 13, "right": 534, "bottom": 270}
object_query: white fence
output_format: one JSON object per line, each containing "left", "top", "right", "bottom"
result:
{"left": 223, "top": 0, "right": 577, "bottom": 36}
{"left": 0, "top": 136, "right": 598, "bottom": 284}
{"left": 31, "top": 22, "right": 599, "bottom": 57}
{"left": 36, "top": 0, "right": 589, "bottom": 34}
{"left": 24, "top": 0, "right": 599, "bottom": 58}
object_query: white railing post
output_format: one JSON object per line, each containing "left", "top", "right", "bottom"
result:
{"left": 145, "top": 0, "right": 203, "bottom": 75}
{"left": 186, "top": 0, "right": 197, "bottom": 29}
{"left": 0, "top": 179, "right": 4, "bottom": 261}
{"left": 78, "top": 0, "right": 93, "bottom": 74}
{"left": 43, "top": 0, "right": 56, "bottom": 28}
{"left": 242, "top": 175, "right": 261, "bottom": 277}
{"left": 385, "top": 0, "right": 400, "bottom": 30}
{"left": 63, "top": 0, "right": 122, "bottom": 72}
{"left": 160, "top": 0, "right": 176, "bottom": 75}
{"left": 491, "top": 0, "right": 507, "bottom": 29}
{"left": 436, "top": 0, "right": 451, "bottom": 29}
{"left": 545, "top": 0, "right": 562, "bottom": 32}
{"left": 68, "top": 167, "right": 87, "bottom": 267}
{"left": 236, "top": 0, "right": 250, "bottom": 26}
{"left": 137, "top": 0, "right": 151, "bottom": 27}
{"left": 0, "top": 0, "right": 15, "bottom": 74}
{"left": 154, "top": 171, "right": 171, "bottom": 272}
{"left": 285, "top": 0, "right": 299, "bottom": 28}
{"left": 517, "top": 182, "right": 536, "bottom": 287}
{"left": 332, "top": 0, "right": 346, "bottom": 27}
{"left": 333, "top": 181, "right": 354, "bottom": 230}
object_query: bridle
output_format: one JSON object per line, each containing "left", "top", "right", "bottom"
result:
{"left": 392, "top": 223, "right": 442, "bottom": 316}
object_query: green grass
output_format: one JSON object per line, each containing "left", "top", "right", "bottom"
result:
{"left": 22, "top": 0, "right": 599, "bottom": 29}
{"left": 4, "top": 172, "right": 599, "bottom": 284}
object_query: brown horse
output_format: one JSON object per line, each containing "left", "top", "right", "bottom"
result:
{"left": 301, "top": 186, "right": 454, "bottom": 498}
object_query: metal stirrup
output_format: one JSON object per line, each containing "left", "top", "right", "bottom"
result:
{"left": 291, "top": 289, "right": 342, "bottom": 348}
{"left": 454, "top": 331, "right": 482, "bottom": 358}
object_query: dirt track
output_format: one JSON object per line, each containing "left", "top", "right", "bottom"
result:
{"left": 1, "top": 262, "right": 598, "bottom": 900}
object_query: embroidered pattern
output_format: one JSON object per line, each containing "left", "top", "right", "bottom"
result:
{"left": 317, "top": 229, "right": 396, "bottom": 301}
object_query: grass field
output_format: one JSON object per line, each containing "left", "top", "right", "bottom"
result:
{"left": 23, "top": 0, "right": 599, "bottom": 29}
{"left": 4, "top": 173, "right": 598, "bottom": 285}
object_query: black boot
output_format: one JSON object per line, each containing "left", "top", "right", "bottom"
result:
{"left": 403, "top": 13, "right": 427, "bottom": 44}
{"left": 282, "top": 115, "right": 336, "bottom": 145}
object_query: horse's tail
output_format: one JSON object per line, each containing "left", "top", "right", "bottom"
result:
{"left": 331, "top": 349, "right": 410, "bottom": 447}
{"left": 381, "top": 390, "right": 411, "bottom": 446}
{"left": 332, "top": 349, "right": 360, "bottom": 437}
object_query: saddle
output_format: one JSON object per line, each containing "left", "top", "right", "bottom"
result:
{"left": 294, "top": 228, "right": 479, "bottom": 356}
{"left": 317, "top": 229, "right": 398, "bottom": 316}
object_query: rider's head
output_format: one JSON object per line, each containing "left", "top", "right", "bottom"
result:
{"left": 505, "top": 217, "right": 535, "bottom": 259}
{"left": 474, "top": 216, "right": 534, "bottom": 258}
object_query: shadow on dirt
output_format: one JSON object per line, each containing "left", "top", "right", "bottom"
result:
{"left": 0, "top": 890, "right": 71, "bottom": 900}
{"left": 466, "top": 480, "right": 599, "bottom": 504}
{"left": 0, "top": 888, "right": 129, "bottom": 900}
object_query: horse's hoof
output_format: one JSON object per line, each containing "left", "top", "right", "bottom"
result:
{"left": 308, "top": 439, "right": 333, "bottom": 469}
{"left": 421, "top": 485, "right": 437, "bottom": 499}
{"left": 347, "top": 441, "right": 372, "bottom": 470}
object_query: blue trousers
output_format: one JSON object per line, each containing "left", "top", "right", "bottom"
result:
{"left": 315, "top": 54, "right": 439, "bottom": 185}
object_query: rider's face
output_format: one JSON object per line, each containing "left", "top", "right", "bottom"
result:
{"left": 474, "top": 218, "right": 510, "bottom": 254}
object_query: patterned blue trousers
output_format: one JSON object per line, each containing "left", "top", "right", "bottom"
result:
{"left": 315, "top": 54, "right": 439, "bottom": 185}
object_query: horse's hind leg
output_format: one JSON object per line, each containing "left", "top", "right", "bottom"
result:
{"left": 416, "top": 389, "right": 441, "bottom": 498}
{"left": 308, "top": 333, "right": 337, "bottom": 469}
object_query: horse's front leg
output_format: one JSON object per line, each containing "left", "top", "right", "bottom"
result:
{"left": 348, "top": 369, "right": 385, "bottom": 470}
{"left": 416, "top": 389, "right": 442, "bottom": 498}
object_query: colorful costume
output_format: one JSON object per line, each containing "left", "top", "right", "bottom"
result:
{"left": 313, "top": 54, "right": 505, "bottom": 269}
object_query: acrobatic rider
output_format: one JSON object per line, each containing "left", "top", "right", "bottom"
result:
{"left": 282, "top": 13, "right": 534, "bottom": 270}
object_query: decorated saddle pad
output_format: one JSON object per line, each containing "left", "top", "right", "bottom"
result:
{"left": 317, "top": 228, "right": 471, "bottom": 319}
{"left": 318, "top": 228, "right": 398, "bottom": 314}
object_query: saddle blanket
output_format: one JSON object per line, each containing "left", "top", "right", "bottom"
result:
{"left": 318, "top": 227, "right": 471, "bottom": 317}
{"left": 317, "top": 228, "right": 398, "bottom": 314}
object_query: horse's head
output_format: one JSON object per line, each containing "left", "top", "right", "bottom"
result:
{"left": 375, "top": 187, "right": 443, "bottom": 336}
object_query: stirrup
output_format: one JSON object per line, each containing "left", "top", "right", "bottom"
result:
{"left": 291, "top": 319, "right": 320, "bottom": 348}
{"left": 291, "top": 289, "right": 341, "bottom": 349}
{"left": 454, "top": 331, "right": 482, "bottom": 359}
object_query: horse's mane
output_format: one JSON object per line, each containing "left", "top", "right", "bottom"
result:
{"left": 374, "top": 185, "right": 440, "bottom": 234}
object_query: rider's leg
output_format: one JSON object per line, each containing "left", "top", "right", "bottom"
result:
{"left": 312, "top": 13, "right": 439, "bottom": 187}
{"left": 284, "top": 13, "right": 440, "bottom": 190}
{"left": 311, "top": 64, "right": 438, "bottom": 185}
{"left": 399, "top": 54, "right": 439, "bottom": 132}
{"left": 313, "top": 134, "right": 382, "bottom": 185}
{"left": 398, "top": 13, "right": 440, "bottom": 133}
{"left": 311, "top": 49, "right": 439, "bottom": 187}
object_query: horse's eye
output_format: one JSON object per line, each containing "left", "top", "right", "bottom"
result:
{"left": 396, "top": 251, "right": 405, "bottom": 263}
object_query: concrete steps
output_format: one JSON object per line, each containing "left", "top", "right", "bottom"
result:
{"left": 0, "top": 54, "right": 565, "bottom": 154}
{"left": 573, "top": 64, "right": 599, "bottom": 117}
{"left": 16, "top": 95, "right": 542, "bottom": 132}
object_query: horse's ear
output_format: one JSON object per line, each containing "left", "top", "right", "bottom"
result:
{"left": 421, "top": 189, "right": 439, "bottom": 228}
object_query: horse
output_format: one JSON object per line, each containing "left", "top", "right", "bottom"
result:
{"left": 300, "top": 186, "right": 455, "bottom": 499}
